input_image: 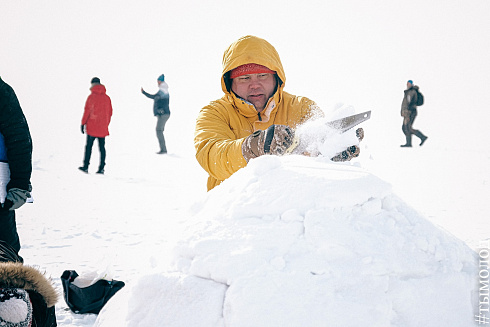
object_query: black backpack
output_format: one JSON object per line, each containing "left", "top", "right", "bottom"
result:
{"left": 415, "top": 89, "right": 424, "bottom": 106}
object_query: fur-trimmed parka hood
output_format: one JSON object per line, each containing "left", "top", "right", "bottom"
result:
{"left": 0, "top": 262, "right": 58, "bottom": 307}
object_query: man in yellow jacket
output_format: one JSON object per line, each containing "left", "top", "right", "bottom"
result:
{"left": 194, "top": 35, "right": 359, "bottom": 191}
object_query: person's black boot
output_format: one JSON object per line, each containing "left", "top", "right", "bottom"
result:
{"left": 78, "top": 166, "right": 88, "bottom": 173}
{"left": 418, "top": 133, "right": 428, "bottom": 146}
{"left": 401, "top": 134, "right": 412, "bottom": 147}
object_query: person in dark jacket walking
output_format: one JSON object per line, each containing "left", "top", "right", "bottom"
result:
{"left": 0, "top": 77, "right": 32, "bottom": 256}
{"left": 79, "top": 77, "right": 113, "bottom": 174}
{"left": 141, "top": 74, "right": 170, "bottom": 154}
{"left": 400, "top": 80, "right": 427, "bottom": 147}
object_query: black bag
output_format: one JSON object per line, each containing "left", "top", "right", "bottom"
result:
{"left": 60, "top": 270, "right": 125, "bottom": 314}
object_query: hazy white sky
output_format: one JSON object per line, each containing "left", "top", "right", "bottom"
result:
{"left": 1, "top": 0, "right": 489, "bottom": 148}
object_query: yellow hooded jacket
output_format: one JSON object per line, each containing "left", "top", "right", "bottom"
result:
{"left": 194, "top": 35, "right": 320, "bottom": 191}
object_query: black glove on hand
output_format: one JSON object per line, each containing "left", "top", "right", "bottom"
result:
{"left": 242, "top": 125, "right": 295, "bottom": 162}
{"left": 1, "top": 188, "right": 30, "bottom": 211}
{"left": 81, "top": 125, "right": 85, "bottom": 134}
{"left": 330, "top": 128, "right": 364, "bottom": 162}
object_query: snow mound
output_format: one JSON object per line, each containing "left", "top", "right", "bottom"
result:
{"left": 96, "top": 155, "right": 477, "bottom": 327}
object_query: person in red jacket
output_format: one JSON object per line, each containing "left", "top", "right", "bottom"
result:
{"left": 79, "top": 77, "right": 113, "bottom": 174}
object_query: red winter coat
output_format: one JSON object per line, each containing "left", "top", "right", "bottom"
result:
{"left": 81, "top": 84, "right": 112, "bottom": 137}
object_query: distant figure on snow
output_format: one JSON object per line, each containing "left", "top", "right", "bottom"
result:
{"left": 0, "top": 77, "right": 32, "bottom": 257}
{"left": 79, "top": 77, "right": 113, "bottom": 174}
{"left": 400, "top": 80, "right": 427, "bottom": 147}
{"left": 141, "top": 74, "right": 170, "bottom": 154}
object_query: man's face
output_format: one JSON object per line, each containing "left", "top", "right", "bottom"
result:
{"left": 231, "top": 73, "right": 277, "bottom": 112}
{"left": 407, "top": 82, "right": 413, "bottom": 89}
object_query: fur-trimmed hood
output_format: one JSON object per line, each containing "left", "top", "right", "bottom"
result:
{"left": 0, "top": 262, "right": 58, "bottom": 307}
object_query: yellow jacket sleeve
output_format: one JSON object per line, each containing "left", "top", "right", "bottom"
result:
{"left": 195, "top": 100, "right": 249, "bottom": 190}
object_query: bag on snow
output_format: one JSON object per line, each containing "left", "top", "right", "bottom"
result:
{"left": 60, "top": 270, "right": 125, "bottom": 314}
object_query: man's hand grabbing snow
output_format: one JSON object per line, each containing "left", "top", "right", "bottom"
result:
{"left": 242, "top": 125, "right": 295, "bottom": 162}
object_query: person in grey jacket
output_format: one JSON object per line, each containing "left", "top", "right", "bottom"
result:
{"left": 400, "top": 80, "right": 427, "bottom": 147}
{"left": 0, "top": 77, "right": 32, "bottom": 256}
{"left": 141, "top": 74, "right": 170, "bottom": 154}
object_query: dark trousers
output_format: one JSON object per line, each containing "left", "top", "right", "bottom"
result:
{"left": 82, "top": 135, "right": 106, "bottom": 170}
{"left": 0, "top": 210, "right": 20, "bottom": 254}
{"left": 402, "top": 110, "right": 426, "bottom": 145}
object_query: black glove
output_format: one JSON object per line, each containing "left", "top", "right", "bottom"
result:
{"left": 0, "top": 188, "right": 30, "bottom": 211}
{"left": 81, "top": 125, "right": 85, "bottom": 134}
{"left": 242, "top": 125, "right": 295, "bottom": 162}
